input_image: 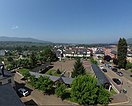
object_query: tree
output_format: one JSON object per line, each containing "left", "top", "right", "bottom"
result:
{"left": 55, "top": 82, "right": 67, "bottom": 99}
{"left": 97, "top": 85, "right": 110, "bottom": 105}
{"left": 43, "top": 47, "right": 57, "bottom": 62}
{"left": 30, "top": 52, "right": 37, "bottom": 68}
{"left": 71, "top": 58, "right": 85, "bottom": 78}
{"left": 71, "top": 75, "right": 98, "bottom": 105}
{"left": 35, "top": 76, "right": 53, "bottom": 93}
{"left": 117, "top": 38, "right": 127, "bottom": 68}
{"left": 90, "top": 57, "right": 98, "bottom": 65}
{"left": 29, "top": 75, "right": 37, "bottom": 87}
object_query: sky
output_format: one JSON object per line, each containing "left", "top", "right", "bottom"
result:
{"left": 0, "top": 0, "right": 132, "bottom": 44}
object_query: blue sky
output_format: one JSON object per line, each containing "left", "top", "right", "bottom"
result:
{"left": 0, "top": 0, "right": 132, "bottom": 44}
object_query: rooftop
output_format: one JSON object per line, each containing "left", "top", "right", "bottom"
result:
{"left": 91, "top": 64, "right": 110, "bottom": 86}
{"left": 0, "top": 84, "right": 23, "bottom": 106}
{"left": 30, "top": 71, "right": 74, "bottom": 85}
{"left": 0, "top": 70, "right": 13, "bottom": 80}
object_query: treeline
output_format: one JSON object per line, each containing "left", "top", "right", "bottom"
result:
{"left": 0, "top": 41, "right": 53, "bottom": 50}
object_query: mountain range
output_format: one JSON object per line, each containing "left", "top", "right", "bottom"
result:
{"left": 0, "top": 36, "right": 52, "bottom": 43}
{"left": 0, "top": 36, "right": 131, "bottom": 44}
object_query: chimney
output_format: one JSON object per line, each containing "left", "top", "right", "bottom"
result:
{"left": 0, "top": 64, "right": 4, "bottom": 77}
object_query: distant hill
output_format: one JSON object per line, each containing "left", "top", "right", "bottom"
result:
{"left": 127, "top": 38, "right": 132, "bottom": 44}
{"left": 0, "top": 36, "right": 52, "bottom": 43}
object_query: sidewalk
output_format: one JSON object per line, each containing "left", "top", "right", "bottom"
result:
{"left": 31, "top": 89, "right": 73, "bottom": 105}
{"left": 109, "top": 93, "right": 129, "bottom": 105}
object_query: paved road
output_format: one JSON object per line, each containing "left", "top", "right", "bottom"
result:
{"left": 101, "top": 65, "right": 132, "bottom": 105}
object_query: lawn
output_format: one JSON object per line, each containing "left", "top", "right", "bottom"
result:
{"left": 19, "top": 68, "right": 30, "bottom": 76}
{"left": 46, "top": 69, "right": 61, "bottom": 76}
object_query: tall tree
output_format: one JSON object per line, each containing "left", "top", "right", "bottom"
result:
{"left": 43, "top": 47, "right": 57, "bottom": 62}
{"left": 71, "top": 75, "right": 98, "bottom": 105}
{"left": 117, "top": 38, "right": 127, "bottom": 68}
{"left": 71, "top": 58, "right": 85, "bottom": 78}
{"left": 30, "top": 52, "right": 37, "bottom": 68}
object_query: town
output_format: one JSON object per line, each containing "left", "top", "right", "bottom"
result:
{"left": 0, "top": 38, "right": 132, "bottom": 105}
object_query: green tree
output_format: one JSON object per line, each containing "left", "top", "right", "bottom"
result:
{"left": 126, "top": 62, "right": 132, "bottom": 70}
{"left": 117, "top": 38, "right": 127, "bottom": 68}
{"left": 35, "top": 76, "right": 53, "bottom": 93}
{"left": 55, "top": 82, "right": 67, "bottom": 99}
{"left": 29, "top": 75, "right": 37, "bottom": 87}
{"left": 90, "top": 57, "right": 98, "bottom": 65}
{"left": 97, "top": 85, "right": 110, "bottom": 105}
{"left": 71, "top": 58, "right": 85, "bottom": 78}
{"left": 43, "top": 47, "right": 57, "bottom": 62}
{"left": 30, "top": 52, "right": 37, "bottom": 68}
{"left": 71, "top": 75, "right": 98, "bottom": 105}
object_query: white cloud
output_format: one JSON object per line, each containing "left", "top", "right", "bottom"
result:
{"left": 11, "top": 25, "right": 19, "bottom": 29}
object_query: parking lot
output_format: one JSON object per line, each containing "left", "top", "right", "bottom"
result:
{"left": 100, "top": 64, "right": 132, "bottom": 105}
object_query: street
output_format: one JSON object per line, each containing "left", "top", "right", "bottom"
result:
{"left": 101, "top": 65, "right": 132, "bottom": 105}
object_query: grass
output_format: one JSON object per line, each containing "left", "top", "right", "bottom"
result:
{"left": 19, "top": 68, "right": 30, "bottom": 76}
{"left": 46, "top": 69, "right": 61, "bottom": 76}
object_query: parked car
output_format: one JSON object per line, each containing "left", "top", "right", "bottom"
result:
{"left": 112, "top": 78, "right": 122, "bottom": 85}
{"left": 130, "top": 75, "right": 132, "bottom": 77}
{"left": 111, "top": 68, "right": 117, "bottom": 72}
{"left": 102, "top": 68, "right": 107, "bottom": 72}
{"left": 18, "top": 88, "right": 29, "bottom": 96}
{"left": 108, "top": 65, "right": 112, "bottom": 69}
{"left": 116, "top": 72, "right": 123, "bottom": 76}
{"left": 99, "top": 65, "right": 104, "bottom": 70}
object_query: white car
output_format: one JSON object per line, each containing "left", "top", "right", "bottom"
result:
{"left": 18, "top": 88, "right": 29, "bottom": 96}
{"left": 99, "top": 65, "right": 104, "bottom": 70}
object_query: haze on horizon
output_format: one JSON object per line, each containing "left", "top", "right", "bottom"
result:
{"left": 0, "top": 0, "right": 132, "bottom": 44}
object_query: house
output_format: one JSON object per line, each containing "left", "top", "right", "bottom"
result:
{"left": 110, "top": 50, "right": 117, "bottom": 59}
{"left": 63, "top": 47, "right": 91, "bottom": 58}
{"left": 95, "top": 49, "right": 105, "bottom": 58}
{"left": 0, "top": 64, "right": 15, "bottom": 87}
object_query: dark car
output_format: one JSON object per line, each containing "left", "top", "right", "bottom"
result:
{"left": 112, "top": 78, "right": 122, "bottom": 85}
{"left": 130, "top": 75, "right": 132, "bottom": 77}
{"left": 102, "top": 68, "right": 107, "bottom": 72}
{"left": 116, "top": 72, "right": 123, "bottom": 76}
{"left": 111, "top": 68, "right": 117, "bottom": 72}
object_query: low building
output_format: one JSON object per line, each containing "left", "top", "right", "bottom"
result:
{"left": 91, "top": 64, "right": 111, "bottom": 89}
{"left": 29, "top": 71, "right": 74, "bottom": 86}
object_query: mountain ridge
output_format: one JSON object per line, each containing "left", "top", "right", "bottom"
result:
{"left": 0, "top": 36, "right": 52, "bottom": 43}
